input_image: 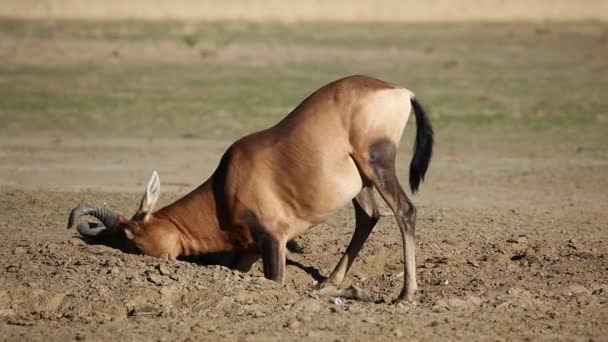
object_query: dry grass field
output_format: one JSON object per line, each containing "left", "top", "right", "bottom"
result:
{"left": 1, "top": 18, "right": 607, "bottom": 341}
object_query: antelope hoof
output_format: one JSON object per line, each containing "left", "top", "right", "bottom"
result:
{"left": 315, "top": 279, "right": 337, "bottom": 290}
{"left": 316, "top": 285, "right": 373, "bottom": 302}
{"left": 396, "top": 289, "right": 416, "bottom": 303}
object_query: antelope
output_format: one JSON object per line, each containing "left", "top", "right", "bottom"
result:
{"left": 67, "top": 75, "right": 433, "bottom": 302}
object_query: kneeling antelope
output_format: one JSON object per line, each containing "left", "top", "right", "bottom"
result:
{"left": 68, "top": 75, "right": 434, "bottom": 302}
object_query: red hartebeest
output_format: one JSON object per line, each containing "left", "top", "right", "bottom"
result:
{"left": 68, "top": 75, "right": 434, "bottom": 302}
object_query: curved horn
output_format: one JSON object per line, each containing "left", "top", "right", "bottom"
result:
{"left": 76, "top": 222, "right": 108, "bottom": 237}
{"left": 67, "top": 204, "right": 120, "bottom": 230}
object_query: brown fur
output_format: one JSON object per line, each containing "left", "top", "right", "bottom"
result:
{"left": 77, "top": 75, "right": 432, "bottom": 302}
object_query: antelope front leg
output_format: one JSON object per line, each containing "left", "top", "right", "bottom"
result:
{"left": 233, "top": 252, "right": 261, "bottom": 273}
{"left": 260, "top": 236, "right": 287, "bottom": 284}
{"left": 241, "top": 210, "right": 287, "bottom": 284}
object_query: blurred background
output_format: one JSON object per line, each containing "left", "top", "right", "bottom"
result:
{"left": 1, "top": 0, "right": 607, "bottom": 192}
{"left": 2, "top": 0, "right": 608, "bottom": 21}
{"left": 0, "top": 0, "right": 607, "bottom": 191}
{"left": 1, "top": 2, "right": 607, "bottom": 341}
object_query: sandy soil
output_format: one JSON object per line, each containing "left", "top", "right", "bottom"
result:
{"left": 1, "top": 132, "right": 607, "bottom": 341}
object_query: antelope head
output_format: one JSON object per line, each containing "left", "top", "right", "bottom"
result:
{"left": 67, "top": 171, "right": 161, "bottom": 240}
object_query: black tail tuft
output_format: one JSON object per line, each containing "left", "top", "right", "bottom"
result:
{"left": 409, "top": 97, "right": 434, "bottom": 193}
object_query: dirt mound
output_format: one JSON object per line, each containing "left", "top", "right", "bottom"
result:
{"left": 1, "top": 188, "right": 607, "bottom": 340}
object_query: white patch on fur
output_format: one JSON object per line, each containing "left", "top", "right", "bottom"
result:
{"left": 360, "top": 88, "right": 413, "bottom": 145}
{"left": 125, "top": 228, "right": 134, "bottom": 240}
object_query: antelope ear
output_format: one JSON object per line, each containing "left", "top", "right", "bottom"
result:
{"left": 136, "top": 171, "right": 160, "bottom": 221}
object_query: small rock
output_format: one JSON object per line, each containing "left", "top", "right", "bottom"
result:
{"left": 215, "top": 296, "right": 235, "bottom": 309}
{"left": 431, "top": 305, "right": 445, "bottom": 313}
{"left": 0, "top": 308, "right": 15, "bottom": 317}
{"left": 467, "top": 260, "right": 480, "bottom": 268}
{"left": 569, "top": 284, "right": 590, "bottom": 296}
{"left": 43, "top": 242, "right": 61, "bottom": 253}
{"left": 251, "top": 308, "right": 265, "bottom": 318}
{"left": 101, "top": 259, "right": 112, "bottom": 267}
{"left": 446, "top": 297, "right": 467, "bottom": 307}
{"left": 285, "top": 320, "right": 300, "bottom": 329}
{"left": 13, "top": 246, "right": 27, "bottom": 255}
{"left": 393, "top": 328, "right": 404, "bottom": 338}
{"left": 362, "top": 317, "right": 377, "bottom": 324}
{"left": 567, "top": 239, "right": 581, "bottom": 250}
{"left": 298, "top": 314, "right": 313, "bottom": 322}
{"left": 128, "top": 305, "right": 158, "bottom": 317}
{"left": 234, "top": 290, "right": 253, "bottom": 304}
{"left": 511, "top": 253, "right": 526, "bottom": 261}
{"left": 159, "top": 286, "right": 174, "bottom": 296}
{"left": 147, "top": 274, "right": 165, "bottom": 286}
{"left": 292, "top": 298, "right": 322, "bottom": 314}
{"left": 67, "top": 238, "right": 84, "bottom": 246}
{"left": 6, "top": 318, "right": 35, "bottom": 326}
{"left": 306, "top": 331, "right": 319, "bottom": 338}
{"left": 36, "top": 292, "right": 66, "bottom": 312}
{"left": 157, "top": 264, "right": 171, "bottom": 276}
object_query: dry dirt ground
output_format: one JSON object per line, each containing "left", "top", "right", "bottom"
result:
{"left": 1, "top": 127, "right": 607, "bottom": 341}
{"left": 1, "top": 20, "right": 607, "bottom": 341}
